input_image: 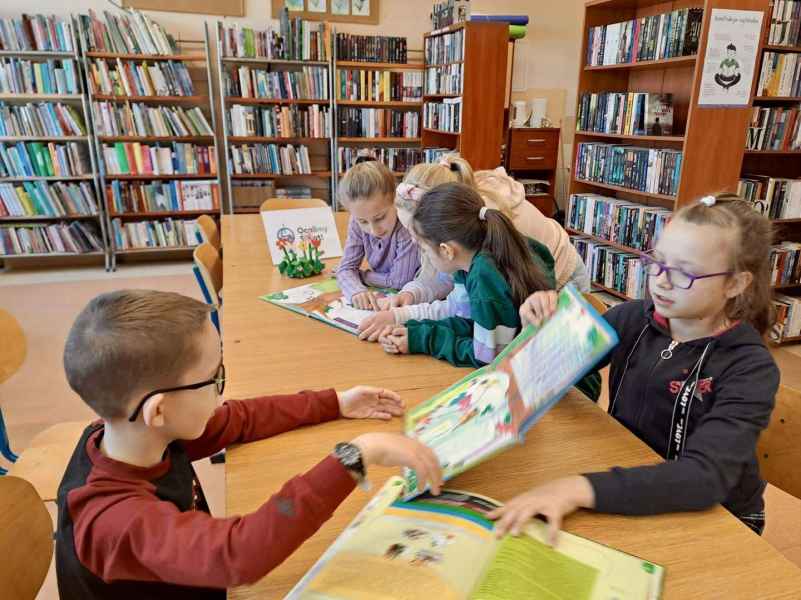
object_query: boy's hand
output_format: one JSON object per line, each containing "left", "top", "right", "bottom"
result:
{"left": 338, "top": 386, "right": 404, "bottom": 420}
{"left": 487, "top": 476, "right": 595, "bottom": 544}
{"left": 352, "top": 291, "right": 381, "bottom": 311}
{"left": 377, "top": 291, "right": 414, "bottom": 310}
{"left": 379, "top": 326, "right": 409, "bottom": 354}
{"left": 519, "top": 291, "right": 559, "bottom": 327}
{"left": 351, "top": 432, "right": 442, "bottom": 495}
{"left": 358, "top": 310, "right": 397, "bottom": 341}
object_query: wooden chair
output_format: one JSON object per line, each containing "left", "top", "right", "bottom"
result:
{"left": 757, "top": 384, "right": 801, "bottom": 500}
{"left": 260, "top": 198, "right": 328, "bottom": 211}
{"left": 0, "top": 476, "right": 54, "bottom": 600}
{"left": 196, "top": 214, "right": 221, "bottom": 252}
{"left": 193, "top": 242, "right": 223, "bottom": 331}
{"left": 582, "top": 292, "right": 608, "bottom": 315}
{"left": 0, "top": 309, "right": 26, "bottom": 473}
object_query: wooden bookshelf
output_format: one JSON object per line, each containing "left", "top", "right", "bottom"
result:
{"left": 0, "top": 93, "right": 83, "bottom": 103}
{"left": 0, "top": 214, "right": 98, "bottom": 222}
{"left": 566, "top": 228, "right": 648, "bottom": 256}
{"left": 337, "top": 137, "right": 422, "bottom": 143}
{"left": 740, "top": 2, "right": 801, "bottom": 344}
{"left": 0, "top": 49, "right": 75, "bottom": 59}
{"left": 0, "top": 136, "right": 90, "bottom": 142}
{"left": 215, "top": 21, "right": 335, "bottom": 214}
{"left": 570, "top": 0, "right": 772, "bottom": 301}
{"left": 81, "top": 20, "right": 222, "bottom": 271}
{"left": 337, "top": 100, "right": 423, "bottom": 108}
{"left": 335, "top": 61, "right": 425, "bottom": 70}
{"left": 421, "top": 21, "right": 509, "bottom": 169}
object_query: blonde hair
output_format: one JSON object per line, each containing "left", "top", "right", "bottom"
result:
{"left": 673, "top": 193, "right": 774, "bottom": 335}
{"left": 474, "top": 169, "right": 524, "bottom": 220}
{"left": 395, "top": 153, "right": 474, "bottom": 213}
{"left": 338, "top": 159, "right": 396, "bottom": 206}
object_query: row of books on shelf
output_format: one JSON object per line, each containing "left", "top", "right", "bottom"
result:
{"left": 0, "top": 101, "right": 86, "bottom": 137}
{"left": 0, "top": 14, "right": 75, "bottom": 53}
{"left": 756, "top": 52, "right": 801, "bottom": 98}
{"left": 571, "top": 235, "right": 647, "bottom": 300}
{"left": 79, "top": 9, "right": 179, "bottom": 56}
{"left": 423, "top": 98, "right": 461, "bottom": 133}
{"left": 224, "top": 65, "right": 328, "bottom": 101}
{"left": 0, "top": 57, "right": 79, "bottom": 95}
{"left": 575, "top": 143, "right": 683, "bottom": 197}
{"left": 106, "top": 179, "right": 218, "bottom": 214}
{"left": 769, "top": 1, "right": 801, "bottom": 47}
{"left": 425, "top": 64, "right": 462, "bottom": 96}
{"left": 773, "top": 295, "right": 801, "bottom": 342}
{"left": 335, "top": 33, "right": 408, "bottom": 64}
{"left": 111, "top": 217, "right": 200, "bottom": 250}
{"left": 88, "top": 58, "right": 194, "bottom": 98}
{"left": 337, "top": 147, "right": 425, "bottom": 173}
{"left": 586, "top": 8, "right": 703, "bottom": 67}
{"left": 566, "top": 193, "right": 671, "bottom": 252}
{"left": 218, "top": 11, "right": 329, "bottom": 62}
{"left": 424, "top": 29, "right": 464, "bottom": 66}
{"left": 336, "top": 69, "right": 423, "bottom": 103}
{"left": 576, "top": 92, "right": 674, "bottom": 137}
{"left": 0, "top": 221, "right": 102, "bottom": 255}
{"left": 745, "top": 105, "right": 801, "bottom": 151}
{"left": 229, "top": 143, "right": 312, "bottom": 176}
{"left": 101, "top": 142, "right": 216, "bottom": 176}
{"left": 0, "top": 142, "right": 90, "bottom": 178}
{"left": 739, "top": 176, "right": 801, "bottom": 220}
{"left": 0, "top": 180, "right": 97, "bottom": 217}
{"left": 337, "top": 108, "right": 420, "bottom": 138}
{"left": 93, "top": 102, "right": 213, "bottom": 138}
{"left": 771, "top": 242, "right": 801, "bottom": 286}
{"left": 228, "top": 103, "right": 330, "bottom": 139}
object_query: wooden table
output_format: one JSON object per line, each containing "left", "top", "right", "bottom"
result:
{"left": 222, "top": 214, "right": 801, "bottom": 599}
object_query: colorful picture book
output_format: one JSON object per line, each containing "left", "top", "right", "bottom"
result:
{"left": 286, "top": 476, "right": 665, "bottom": 599}
{"left": 260, "top": 278, "right": 392, "bottom": 335}
{"left": 403, "top": 285, "right": 618, "bottom": 498}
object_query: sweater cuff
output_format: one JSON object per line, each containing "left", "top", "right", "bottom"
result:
{"left": 583, "top": 470, "right": 621, "bottom": 514}
{"left": 307, "top": 455, "right": 358, "bottom": 514}
{"left": 314, "top": 388, "right": 342, "bottom": 422}
{"left": 406, "top": 321, "right": 425, "bottom": 354}
{"left": 392, "top": 306, "right": 412, "bottom": 324}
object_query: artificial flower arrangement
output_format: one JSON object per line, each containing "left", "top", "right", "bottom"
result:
{"left": 276, "top": 235, "right": 325, "bottom": 278}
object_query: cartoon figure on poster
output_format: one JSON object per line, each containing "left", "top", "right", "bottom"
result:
{"left": 714, "top": 43, "right": 742, "bottom": 91}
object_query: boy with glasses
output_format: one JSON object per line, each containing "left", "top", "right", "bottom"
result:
{"left": 56, "top": 290, "right": 441, "bottom": 599}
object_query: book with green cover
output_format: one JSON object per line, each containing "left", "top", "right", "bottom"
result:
{"left": 286, "top": 477, "right": 664, "bottom": 599}
{"left": 260, "top": 277, "right": 396, "bottom": 336}
{"left": 403, "top": 284, "right": 618, "bottom": 498}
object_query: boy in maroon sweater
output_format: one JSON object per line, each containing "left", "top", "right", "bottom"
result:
{"left": 55, "top": 290, "right": 441, "bottom": 600}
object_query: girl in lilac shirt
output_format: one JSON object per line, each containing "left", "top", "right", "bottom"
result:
{"left": 336, "top": 158, "right": 420, "bottom": 310}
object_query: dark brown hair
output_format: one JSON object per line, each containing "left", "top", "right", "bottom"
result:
{"left": 412, "top": 182, "right": 552, "bottom": 305}
{"left": 674, "top": 193, "right": 775, "bottom": 335}
{"left": 63, "top": 290, "right": 212, "bottom": 419}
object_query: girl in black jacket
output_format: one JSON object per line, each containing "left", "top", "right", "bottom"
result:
{"left": 490, "top": 194, "right": 779, "bottom": 541}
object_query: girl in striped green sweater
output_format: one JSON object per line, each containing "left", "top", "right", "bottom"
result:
{"left": 379, "top": 182, "right": 556, "bottom": 368}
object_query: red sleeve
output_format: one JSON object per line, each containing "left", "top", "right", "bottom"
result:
{"left": 183, "top": 389, "right": 341, "bottom": 461}
{"left": 69, "top": 455, "right": 356, "bottom": 587}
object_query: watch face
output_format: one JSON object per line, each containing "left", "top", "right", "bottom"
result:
{"left": 336, "top": 443, "right": 361, "bottom": 467}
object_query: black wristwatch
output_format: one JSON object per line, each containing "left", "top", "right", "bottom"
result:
{"left": 333, "top": 442, "right": 368, "bottom": 488}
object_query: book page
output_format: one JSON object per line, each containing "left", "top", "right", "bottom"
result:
{"left": 289, "top": 479, "right": 499, "bottom": 600}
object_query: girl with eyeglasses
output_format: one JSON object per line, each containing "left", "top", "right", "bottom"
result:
{"left": 489, "top": 193, "right": 779, "bottom": 542}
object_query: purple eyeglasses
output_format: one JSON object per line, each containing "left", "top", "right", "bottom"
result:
{"left": 641, "top": 252, "right": 734, "bottom": 290}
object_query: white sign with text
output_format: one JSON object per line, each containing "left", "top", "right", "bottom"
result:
{"left": 261, "top": 207, "right": 343, "bottom": 266}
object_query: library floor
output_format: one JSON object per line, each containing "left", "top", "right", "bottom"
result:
{"left": 1, "top": 263, "right": 799, "bottom": 599}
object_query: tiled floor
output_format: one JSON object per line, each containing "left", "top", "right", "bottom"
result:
{"left": 1, "top": 263, "right": 799, "bottom": 599}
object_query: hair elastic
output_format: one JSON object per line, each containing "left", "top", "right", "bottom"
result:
{"left": 700, "top": 195, "right": 716, "bottom": 207}
{"left": 479, "top": 206, "right": 489, "bottom": 221}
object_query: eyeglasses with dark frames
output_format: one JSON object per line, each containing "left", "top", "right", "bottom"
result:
{"left": 128, "top": 363, "right": 226, "bottom": 422}
{"left": 641, "top": 252, "right": 734, "bottom": 290}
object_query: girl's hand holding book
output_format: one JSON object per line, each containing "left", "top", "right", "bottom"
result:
{"left": 488, "top": 476, "right": 596, "bottom": 544}
{"left": 519, "top": 290, "right": 559, "bottom": 327}
{"left": 352, "top": 291, "right": 381, "bottom": 311}
{"left": 377, "top": 291, "right": 414, "bottom": 310}
{"left": 351, "top": 432, "right": 443, "bottom": 495}
{"left": 358, "top": 310, "right": 397, "bottom": 341}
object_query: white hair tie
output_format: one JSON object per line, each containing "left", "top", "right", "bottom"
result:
{"left": 700, "top": 195, "right": 716, "bottom": 207}
{"left": 479, "top": 206, "right": 489, "bottom": 221}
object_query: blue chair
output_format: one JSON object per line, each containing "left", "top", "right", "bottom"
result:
{"left": 192, "top": 264, "right": 220, "bottom": 332}
{"left": 0, "top": 309, "right": 26, "bottom": 475}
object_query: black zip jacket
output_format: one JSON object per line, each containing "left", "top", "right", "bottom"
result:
{"left": 584, "top": 300, "right": 779, "bottom": 521}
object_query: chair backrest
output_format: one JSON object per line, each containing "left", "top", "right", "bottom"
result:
{"left": 196, "top": 214, "right": 221, "bottom": 252}
{"left": 582, "top": 293, "right": 608, "bottom": 315}
{"left": 193, "top": 243, "right": 222, "bottom": 308}
{"left": 757, "top": 384, "right": 801, "bottom": 500}
{"left": 0, "top": 309, "right": 26, "bottom": 385}
{"left": 260, "top": 198, "right": 328, "bottom": 211}
{"left": 0, "top": 476, "right": 53, "bottom": 600}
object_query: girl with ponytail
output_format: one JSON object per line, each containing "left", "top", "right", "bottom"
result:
{"left": 379, "top": 182, "right": 556, "bottom": 368}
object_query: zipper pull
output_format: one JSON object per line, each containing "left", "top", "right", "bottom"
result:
{"left": 661, "top": 340, "right": 678, "bottom": 360}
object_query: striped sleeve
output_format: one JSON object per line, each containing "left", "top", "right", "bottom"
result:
{"left": 362, "top": 226, "right": 420, "bottom": 291}
{"left": 335, "top": 216, "right": 368, "bottom": 301}
{"left": 467, "top": 257, "right": 522, "bottom": 364}
{"left": 393, "top": 282, "right": 469, "bottom": 324}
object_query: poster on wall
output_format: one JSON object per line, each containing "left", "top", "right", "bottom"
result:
{"left": 285, "top": 0, "right": 304, "bottom": 10}
{"left": 698, "top": 8, "right": 763, "bottom": 107}
{"left": 352, "top": 0, "right": 370, "bottom": 16}
{"left": 332, "top": 0, "right": 350, "bottom": 15}
{"left": 308, "top": 0, "right": 327, "bottom": 12}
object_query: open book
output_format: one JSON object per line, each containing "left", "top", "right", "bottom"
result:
{"left": 404, "top": 284, "right": 618, "bottom": 498}
{"left": 260, "top": 277, "right": 394, "bottom": 335}
{"left": 286, "top": 477, "right": 664, "bottom": 599}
